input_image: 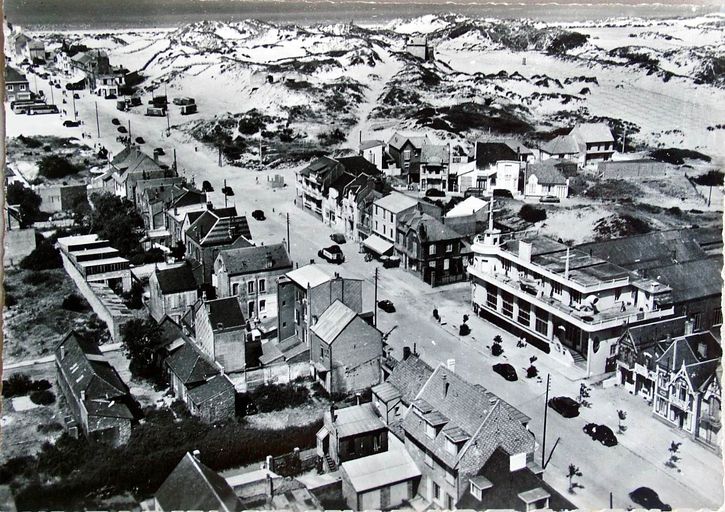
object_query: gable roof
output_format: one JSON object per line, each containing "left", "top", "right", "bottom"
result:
{"left": 5, "top": 66, "right": 27, "bottom": 83}
{"left": 374, "top": 192, "right": 418, "bottom": 213}
{"left": 218, "top": 243, "right": 292, "bottom": 277}
{"left": 331, "top": 402, "right": 386, "bottom": 438}
{"left": 527, "top": 162, "right": 567, "bottom": 185}
{"left": 388, "top": 132, "right": 431, "bottom": 151}
{"left": 475, "top": 142, "right": 519, "bottom": 169}
{"left": 399, "top": 210, "right": 463, "bottom": 243}
{"left": 571, "top": 122, "right": 614, "bottom": 143}
{"left": 540, "top": 134, "right": 579, "bottom": 155}
{"left": 155, "top": 264, "right": 198, "bottom": 295}
{"left": 622, "top": 316, "right": 687, "bottom": 353}
{"left": 204, "top": 297, "right": 246, "bottom": 331}
{"left": 187, "top": 374, "right": 235, "bottom": 405}
{"left": 299, "top": 156, "right": 339, "bottom": 178}
{"left": 644, "top": 256, "right": 723, "bottom": 304}
{"left": 165, "top": 342, "right": 219, "bottom": 385}
{"left": 360, "top": 139, "right": 384, "bottom": 150}
{"left": 420, "top": 144, "right": 450, "bottom": 165}
{"left": 384, "top": 353, "right": 434, "bottom": 404}
{"left": 186, "top": 209, "right": 252, "bottom": 247}
{"left": 111, "top": 146, "right": 164, "bottom": 177}
{"left": 155, "top": 452, "right": 242, "bottom": 512}
{"left": 337, "top": 155, "right": 381, "bottom": 176}
{"left": 341, "top": 449, "right": 421, "bottom": 493}
{"left": 311, "top": 299, "right": 358, "bottom": 343}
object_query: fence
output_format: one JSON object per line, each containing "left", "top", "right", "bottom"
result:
{"left": 271, "top": 447, "right": 318, "bottom": 477}
{"left": 597, "top": 159, "right": 670, "bottom": 179}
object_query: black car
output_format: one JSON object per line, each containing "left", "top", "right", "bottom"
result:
{"left": 547, "top": 396, "right": 580, "bottom": 418}
{"left": 330, "top": 233, "right": 346, "bottom": 244}
{"left": 378, "top": 300, "right": 395, "bottom": 313}
{"left": 106, "top": 94, "right": 117, "bottom": 99}
{"left": 252, "top": 209, "right": 266, "bottom": 221}
{"left": 117, "top": 126, "right": 128, "bottom": 134}
{"left": 425, "top": 188, "right": 446, "bottom": 198}
{"left": 318, "top": 245, "right": 344, "bottom": 264}
{"left": 111, "top": 118, "right": 120, "bottom": 125}
{"left": 202, "top": 180, "right": 214, "bottom": 193}
{"left": 135, "top": 136, "right": 145, "bottom": 144}
{"left": 493, "top": 363, "right": 518, "bottom": 381}
{"left": 629, "top": 487, "right": 672, "bottom": 511}
{"left": 62, "top": 120, "right": 80, "bottom": 127}
{"left": 73, "top": 93, "right": 81, "bottom": 100}
{"left": 583, "top": 423, "right": 618, "bottom": 447}
{"left": 153, "top": 147, "right": 165, "bottom": 156}
{"left": 492, "top": 189, "right": 514, "bottom": 198}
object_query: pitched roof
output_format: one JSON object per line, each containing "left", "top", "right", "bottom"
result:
{"left": 374, "top": 192, "right": 418, "bottom": 213}
{"left": 658, "top": 332, "right": 721, "bottom": 391}
{"left": 475, "top": 142, "right": 519, "bottom": 169}
{"left": 285, "top": 264, "right": 331, "bottom": 289}
{"left": 186, "top": 210, "right": 252, "bottom": 247}
{"left": 5, "top": 66, "right": 27, "bottom": 83}
{"left": 299, "top": 156, "right": 339, "bottom": 178}
{"left": 420, "top": 144, "right": 450, "bottom": 165}
{"left": 205, "top": 297, "right": 246, "bottom": 331}
{"left": 527, "top": 162, "right": 567, "bottom": 185}
{"left": 155, "top": 264, "right": 198, "bottom": 295}
{"left": 647, "top": 256, "right": 723, "bottom": 303}
{"left": 155, "top": 452, "right": 242, "bottom": 512}
{"left": 623, "top": 316, "right": 687, "bottom": 353}
{"left": 388, "top": 132, "right": 431, "bottom": 151}
{"left": 341, "top": 449, "right": 421, "bottom": 493}
{"left": 360, "top": 139, "right": 384, "bottom": 150}
{"left": 311, "top": 300, "right": 358, "bottom": 343}
{"left": 540, "top": 134, "right": 579, "bottom": 155}
{"left": 385, "top": 353, "right": 434, "bottom": 404}
{"left": 111, "top": 146, "right": 163, "bottom": 177}
{"left": 165, "top": 342, "right": 219, "bottom": 385}
{"left": 571, "top": 122, "right": 614, "bottom": 143}
{"left": 446, "top": 197, "right": 488, "bottom": 218}
{"left": 399, "top": 211, "right": 463, "bottom": 243}
{"left": 55, "top": 332, "right": 132, "bottom": 419}
{"left": 218, "top": 243, "right": 291, "bottom": 277}
{"left": 337, "top": 155, "right": 381, "bottom": 176}
{"left": 331, "top": 402, "right": 385, "bottom": 438}
{"left": 187, "top": 374, "right": 235, "bottom": 405}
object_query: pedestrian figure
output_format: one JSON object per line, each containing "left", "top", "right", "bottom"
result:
{"left": 433, "top": 308, "right": 440, "bottom": 323}
{"left": 195, "top": 147, "right": 198, "bottom": 152}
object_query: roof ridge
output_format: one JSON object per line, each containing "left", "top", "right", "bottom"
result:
{"left": 187, "top": 453, "right": 233, "bottom": 512}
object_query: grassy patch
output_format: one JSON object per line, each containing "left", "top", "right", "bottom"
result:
{"left": 649, "top": 148, "right": 712, "bottom": 165}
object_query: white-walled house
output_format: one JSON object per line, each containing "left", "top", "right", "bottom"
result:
{"left": 360, "top": 140, "right": 385, "bottom": 170}
{"left": 524, "top": 161, "right": 571, "bottom": 199}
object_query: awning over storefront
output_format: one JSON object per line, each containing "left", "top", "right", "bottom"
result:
{"left": 363, "top": 234, "right": 394, "bottom": 255}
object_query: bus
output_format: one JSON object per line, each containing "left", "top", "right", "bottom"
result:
{"left": 11, "top": 100, "right": 43, "bottom": 114}
{"left": 26, "top": 104, "right": 60, "bottom": 115}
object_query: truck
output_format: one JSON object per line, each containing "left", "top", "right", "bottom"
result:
{"left": 145, "top": 106, "right": 166, "bottom": 117}
{"left": 173, "top": 96, "right": 195, "bottom": 106}
{"left": 180, "top": 103, "right": 197, "bottom": 115}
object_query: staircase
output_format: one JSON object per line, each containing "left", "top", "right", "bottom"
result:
{"left": 324, "top": 453, "right": 337, "bottom": 472}
{"left": 571, "top": 351, "right": 587, "bottom": 369}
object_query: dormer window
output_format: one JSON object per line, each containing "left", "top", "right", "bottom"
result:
{"left": 510, "top": 452, "right": 527, "bottom": 472}
{"left": 426, "top": 423, "right": 436, "bottom": 439}
{"left": 445, "top": 438, "right": 458, "bottom": 455}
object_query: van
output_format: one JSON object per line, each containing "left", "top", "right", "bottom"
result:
{"left": 146, "top": 107, "right": 166, "bottom": 117}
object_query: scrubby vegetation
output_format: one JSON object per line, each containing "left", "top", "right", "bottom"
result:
{"left": 238, "top": 383, "right": 311, "bottom": 415}
{"left": 7, "top": 183, "right": 45, "bottom": 227}
{"left": 20, "top": 238, "right": 63, "bottom": 271}
{"left": 38, "top": 155, "right": 82, "bottom": 179}
{"left": 519, "top": 204, "right": 547, "bottom": 223}
{"left": 2, "top": 374, "right": 52, "bottom": 399}
{"left": 649, "top": 148, "right": 712, "bottom": 165}
{"left": 593, "top": 214, "right": 651, "bottom": 241}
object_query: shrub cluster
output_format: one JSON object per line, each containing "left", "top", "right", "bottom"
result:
{"left": 2, "top": 373, "right": 52, "bottom": 399}
{"left": 519, "top": 204, "right": 547, "bottom": 223}
{"left": 238, "top": 383, "right": 310, "bottom": 415}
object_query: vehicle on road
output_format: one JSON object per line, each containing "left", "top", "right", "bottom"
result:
{"left": 378, "top": 300, "right": 396, "bottom": 313}
{"left": 27, "top": 104, "right": 59, "bottom": 115}
{"left": 63, "top": 120, "right": 81, "bottom": 127}
{"left": 425, "top": 188, "right": 446, "bottom": 197}
{"left": 252, "top": 210, "right": 266, "bottom": 221}
{"left": 493, "top": 363, "right": 518, "bottom": 381}
{"left": 111, "top": 118, "right": 120, "bottom": 125}
{"left": 492, "top": 189, "right": 514, "bottom": 198}
{"left": 180, "top": 104, "right": 198, "bottom": 115}
{"left": 54, "top": 83, "right": 61, "bottom": 89}
{"left": 629, "top": 488, "right": 671, "bottom": 511}
{"left": 381, "top": 255, "right": 401, "bottom": 268}
{"left": 583, "top": 423, "right": 618, "bottom": 446}
{"left": 118, "top": 126, "right": 128, "bottom": 134}
{"left": 146, "top": 106, "right": 166, "bottom": 117}
{"left": 73, "top": 93, "right": 81, "bottom": 99}
{"left": 135, "top": 137, "right": 145, "bottom": 144}
{"left": 330, "top": 233, "right": 346, "bottom": 244}
{"left": 318, "top": 245, "right": 345, "bottom": 264}
{"left": 106, "top": 93, "right": 117, "bottom": 99}
{"left": 153, "top": 148, "right": 165, "bottom": 156}
{"left": 547, "top": 396, "right": 580, "bottom": 418}
{"left": 539, "top": 195, "right": 561, "bottom": 203}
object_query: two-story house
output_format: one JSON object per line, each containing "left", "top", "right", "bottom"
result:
{"left": 653, "top": 332, "right": 721, "bottom": 452}
{"left": 148, "top": 264, "right": 199, "bottom": 322}
{"left": 569, "top": 123, "right": 615, "bottom": 166}
{"left": 402, "top": 365, "right": 534, "bottom": 509}
{"left": 185, "top": 208, "right": 253, "bottom": 286}
{"left": 5, "top": 66, "right": 31, "bottom": 102}
{"left": 387, "top": 132, "right": 432, "bottom": 184}
{"left": 366, "top": 192, "right": 418, "bottom": 257}
{"left": 109, "top": 146, "right": 176, "bottom": 200}
{"left": 419, "top": 144, "right": 450, "bottom": 193}
{"left": 318, "top": 402, "right": 388, "bottom": 470}
{"left": 539, "top": 135, "right": 579, "bottom": 161}
{"left": 396, "top": 208, "right": 469, "bottom": 287}
{"left": 523, "top": 161, "right": 571, "bottom": 200}
{"left": 355, "top": 188, "right": 383, "bottom": 243}
{"left": 473, "top": 141, "right": 530, "bottom": 196}
{"left": 359, "top": 139, "right": 385, "bottom": 170}
{"left": 213, "top": 243, "right": 292, "bottom": 323}
{"left": 468, "top": 214, "right": 677, "bottom": 377}
{"left": 309, "top": 299, "right": 383, "bottom": 394}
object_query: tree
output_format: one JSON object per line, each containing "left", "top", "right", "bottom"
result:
{"left": 121, "top": 318, "right": 163, "bottom": 380}
{"left": 665, "top": 441, "right": 682, "bottom": 471}
{"left": 7, "top": 182, "right": 42, "bottom": 227}
{"left": 37, "top": 155, "right": 81, "bottom": 179}
{"left": 519, "top": 204, "right": 547, "bottom": 223}
{"left": 617, "top": 409, "right": 627, "bottom": 433}
{"left": 566, "top": 463, "right": 583, "bottom": 493}
{"left": 86, "top": 192, "right": 144, "bottom": 257}
{"left": 20, "top": 239, "right": 62, "bottom": 270}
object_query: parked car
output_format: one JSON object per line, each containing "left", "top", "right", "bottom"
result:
{"left": 583, "top": 423, "right": 618, "bottom": 446}
{"left": 153, "top": 147, "right": 165, "bottom": 156}
{"left": 378, "top": 300, "right": 396, "bottom": 313}
{"left": 330, "top": 233, "right": 346, "bottom": 244}
{"left": 252, "top": 209, "right": 266, "bottom": 221}
{"left": 493, "top": 363, "right": 518, "bottom": 381}
{"left": 62, "top": 120, "right": 80, "bottom": 127}
{"left": 54, "top": 83, "right": 61, "bottom": 89}
{"left": 73, "top": 93, "right": 80, "bottom": 99}
{"left": 111, "top": 118, "right": 120, "bottom": 125}
{"left": 318, "top": 245, "right": 345, "bottom": 264}
{"left": 381, "top": 255, "right": 401, "bottom": 268}
{"left": 425, "top": 188, "right": 446, "bottom": 198}
{"left": 222, "top": 186, "right": 234, "bottom": 197}
{"left": 629, "top": 488, "right": 671, "bottom": 511}
{"left": 547, "top": 396, "right": 580, "bottom": 418}
{"left": 202, "top": 180, "right": 214, "bottom": 193}
{"left": 492, "top": 189, "right": 514, "bottom": 198}
{"left": 117, "top": 126, "right": 127, "bottom": 134}
{"left": 135, "top": 136, "right": 145, "bottom": 144}
{"left": 106, "top": 94, "right": 117, "bottom": 99}
{"left": 539, "top": 195, "right": 561, "bottom": 203}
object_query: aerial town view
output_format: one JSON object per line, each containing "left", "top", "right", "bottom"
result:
{"left": 0, "top": 0, "right": 723, "bottom": 510}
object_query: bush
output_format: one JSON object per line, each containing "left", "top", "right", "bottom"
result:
{"left": 649, "top": 148, "right": 711, "bottom": 165}
{"left": 2, "top": 374, "right": 51, "bottom": 398}
{"left": 38, "top": 155, "right": 82, "bottom": 179}
{"left": 459, "top": 324, "right": 471, "bottom": 336}
{"left": 23, "top": 271, "right": 60, "bottom": 286}
{"left": 18, "top": 135, "right": 42, "bottom": 148}
{"left": 526, "top": 365, "right": 539, "bottom": 379}
{"left": 30, "top": 389, "right": 56, "bottom": 406}
{"left": 20, "top": 240, "right": 63, "bottom": 270}
{"left": 519, "top": 204, "right": 547, "bottom": 223}
{"left": 7, "top": 182, "right": 43, "bottom": 226}
{"left": 239, "top": 383, "right": 310, "bottom": 414}
{"left": 425, "top": 188, "right": 446, "bottom": 198}
{"left": 37, "top": 422, "right": 64, "bottom": 434}
{"left": 491, "top": 342, "right": 504, "bottom": 357}
{"left": 62, "top": 293, "right": 89, "bottom": 312}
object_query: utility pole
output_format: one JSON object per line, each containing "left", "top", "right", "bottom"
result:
{"left": 128, "top": 119, "right": 132, "bottom": 142}
{"left": 50, "top": 85, "right": 54, "bottom": 105}
{"left": 72, "top": 93, "right": 77, "bottom": 119}
{"left": 374, "top": 267, "right": 379, "bottom": 328}
{"left": 95, "top": 101, "right": 100, "bottom": 138}
{"left": 173, "top": 148, "right": 177, "bottom": 174}
{"left": 286, "top": 213, "right": 290, "bottom": 254}
{"left": 609, "top": 492, "right": 613, "bottom": 509}
{"left": 166, "top": 105, "right": 171, "bottom": 136}
{"left": 622, "top": 126, "right": 627, "bottom": 153}
{"left": 224, "top": 179, "right": 228, "bottom": 207}
{"left": 542, "top": 373, "right": 550, "bottom": 468}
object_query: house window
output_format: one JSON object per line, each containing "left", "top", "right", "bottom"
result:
{"left": 692, "top": 312, "right": 702, "bottom": 330}
{"left": 404, "top": 150, "right": 411, "bottom": 161}
{"left": 248, "top": 301, "right": 255, "bottom": 317}
{"left": 433, "top": 482, "right": 440, "bottom": 501}
{"left": 259, "top": 299, "right": 266, "bottom": 312}
{"left": 502, "top": 260, "right": 512, "bottom": 274}
{"left": 447, "top": 494, "right": 454, "bottom": 510}
{"left": 535, "top": 309, "right": 548, "bottom": 336}
{"left": 614, "top": 288, "right": 621, "bottom": 301}
{"left": 486, "top": 284, "right": 498, "bottom": 310}
{"left": 294, "top": 309, "right": 300, "bottom": 325}
{"left": 446, "top": 243, "right": 453, "bottom": 252}
{"left": 570, "top": 290, "right": 582, "bottom": 304}
{"left": 443, "top": 259, "right": 450, "bottom": 271}
{"left": 715, "top": 308, "right": 723, "bottom": 326}
{"left": 232, "top": 283, "right": 239, "bottom": 296}
{"left": 320, "top": 347, "right": 324, "bottom": 358}
{"left": 7, "top": 85, "right": 13, "bottom": 91}
{"left": 374, "top": 433, "right": 382, "bottom": 452}
{"left": 425, "top": 423, "right": 436, "bottom": 439}
{"left": 445, "top": 469, "right": 455, "bottom": 485}
{"left": 552, "top": 281, "right": 563, "bottom": 295}
{"left": 518, "top": 302, "right": 530, "bottom": 326}
{"left": 19, "top": 84, "right": 26, "bottom": 91}
{"left": 656, "top": 397, "right": 667, "bottom": 414}
{"left": 425, "top": 451, "right": 433, "bottom": 468}
{"left": 470, "top": 483, "right": 483, "bottom": 501}
{"left": 247, "top": 281, "right": 255, "bottom": 294}
{"left": 429, "top": 245, "right": 436, "bottom": 256}
{"left": 609, "top": 344, "right": 617, "bottom": 356}
{"left": 258, "top": 279, "right": 266, "bottom": 293}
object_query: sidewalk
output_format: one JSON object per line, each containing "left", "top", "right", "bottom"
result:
{"left": 2, "top": 342, "right": 123, "bottom": 371}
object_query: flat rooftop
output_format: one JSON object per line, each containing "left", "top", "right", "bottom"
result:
{"left": 78, "top": 256, "right": 129, "bottom": 267}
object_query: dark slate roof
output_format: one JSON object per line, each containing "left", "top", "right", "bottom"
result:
{"left": 5, "top": 66, "right": 27, "bottom": 83}
{"left": 623, "top": 316, "right": 687, "bottom": 353}
{"left": 155, "top": 264, "right": 198, "bottom": 295}
{"left": 299, "top": 156, "right": 339, "bottom": 178}
{"left": 456, "top": 448, "right": 576, "bottom": 511}
{"left": 658, "top": 332, "right": 721, "bottom": 391}
{"left": 157, "top": 315, "right": 186, "bottom": 350}
{"left": 475, "top": 142, "right": 518, "bottom": 169}
{"left": 386, "top": 353, "right": 434, "bottom": 405}
{"left": 111, "top": 146, "right": 163, "bottom": 176}
{"left": 648, "top": 256, "right": 723, "bottom": 303}
{"left": 186, "top": 210, "right": 252, "bottom": 247}
{"left": 388, "top": 132, "right": 431, "bottom": 151}
{"left": 165, "top": 342, "right": 219, "bottom": 385}
{"left": 337, "top": 155, "right": 381, "bottom": 176}
{"left": 360, "top": 139, "right": 384, "bottom": 150}
{"left": 527, "top": 161, "right": 568, "bottom": 185}
{"left": 540, "top": 134, "right": 579, "bottom": 155}
{"left": 206, "top": 297, "right": 246, "bottom": 331}
{"left": 187, "top": 374, "right": 235, "bottom": 405}
{"left": 399, "top": 210, "right": 463, "bottom": 243}
{"left": 218, "top": 243, "right": 292, "bottom": 277}
{"left": 155, "top": 452, "right": 243, "bottom": 512}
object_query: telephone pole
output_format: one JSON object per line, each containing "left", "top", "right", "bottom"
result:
{"left": 622, "top": 126, "right": 627, "bottom": 153}
{"left": 72, "top": 93, "right": 77, "bottom": 119}
{"left": 286, "top": 213, "right": 290, "bottom": 254}
{"left": 374, "top": 267, "right": 379, "bottom": 328}
{"left": 223, "top": 179, "right": 228, "bottom": 207}
{"left": 542, "top": 373, "right": 550, "bottom": 468}
{"left": 95, "top": 101, "right": 100, "bottom": 138}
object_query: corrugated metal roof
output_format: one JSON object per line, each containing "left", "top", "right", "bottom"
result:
{"left": 333, "top": 403, "right": 385, "bottom": 438}
{"left": 372, "top": 382, "right": 402, "bottom": 403}
{"left": 341, "top": 449, "right": 421, "bottom": 493}
{"left": 311, "top": 300, "right": 357, "bottom": 343}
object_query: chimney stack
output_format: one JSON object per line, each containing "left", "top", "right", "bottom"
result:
{"left": 403, "top": 346, "right": 411, "bottom": 360}
{"left": 192, "top": 449, "right": 201, "bottom": 460}
{"left": 697, "top": 342, "right": 707, "bottom": 359}
{"left": 355, "top": 392, "right": 361, "bottom": 406}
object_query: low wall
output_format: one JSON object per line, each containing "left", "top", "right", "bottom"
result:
{"left": 235, "top": 361, "right": 311, "bottom": 393}
{"left": 598, "top": 159, "right": 670, "bottom": 179}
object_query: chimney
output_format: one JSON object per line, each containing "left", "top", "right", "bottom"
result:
{"left": 685, "top": 318, "right": 694, "bottom": 335}
{"left": 413, "top": 342, "right": 417, "bottom": 355}
{"left": 80, "top": 390, "right": 86, "bottom": 401}
{"left": 60, "top": 346, "right": 66, "bottom": 360}
{"left": 355, "top": 392, "right": 361, "bottom": 406}
{"left": 202, "top": 290, "right": 207, "bottom": 301}
{"left": 153, "top": 152, "right": 159, "bottom": 163}
{"left": 403, "top": 346, "right": 411, "bottom": 360}
{"left": 330, "top": 404, "right": 336, "bottom": 422}
{"left": 697, "top": 342, "right": 707, "bottom": 359}
{"left": 192, "top": 449, "right": 201, "bottom": 460}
